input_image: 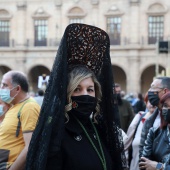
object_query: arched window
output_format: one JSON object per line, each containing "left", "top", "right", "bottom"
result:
{"left": 105, "top": 5, "right": 123, "bottom": 45}
{"left": 147, "top": 3, "right": 167, "bottom": 44}
{"left": 67, "top": 7, "right": 86, "bottom": 24}
{"left": 32, "top": 8, "right": 50, "bottom": 46}
{"left": 0, "top": 9, "right": 11, "bottom": 47}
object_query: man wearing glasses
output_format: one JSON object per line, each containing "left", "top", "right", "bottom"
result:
{"left": 139, "top": 77, "right": 170, "bottom": 159}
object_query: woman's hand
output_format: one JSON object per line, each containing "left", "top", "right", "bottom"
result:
{"left": 139, "top": 157, "right": 158, "bottom": 170}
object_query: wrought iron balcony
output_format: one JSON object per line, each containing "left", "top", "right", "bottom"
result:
{"left": 0, "top": 36, "right": 168, "bottom": 49}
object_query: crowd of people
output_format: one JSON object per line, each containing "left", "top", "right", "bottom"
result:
{"left": 0, "top": 23, "right": 170, "bottom": 170}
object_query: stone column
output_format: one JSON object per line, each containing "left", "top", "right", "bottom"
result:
{"left": 126, "top": 50, "right": 140, "bottom": 94}
{"left": 91, "top": 3, "right": 99, "bottom": 26}
{"left": 91, "top": 0, "right": 99, "bottom": 25}
{"left": 55, "top": 0, "right": 62, "bottom": 39}
{"left": 16, "top": 1, "right": 27, "bottom": 47}
{"left": 129, "top": 0, "right": 140, "bottom": 44}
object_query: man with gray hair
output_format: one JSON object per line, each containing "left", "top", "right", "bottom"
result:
{"left": 0, "top": 71, "right": 40, "bottom": 170}
{"left": 139, "top": 77, "right": 170, "bottom": 168}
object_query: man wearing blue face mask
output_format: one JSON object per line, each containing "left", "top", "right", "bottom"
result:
{"left": 139, "top": 77, "right": 170, "bottom": 165}
{"left": 0, "top": 71, "right": 40, "bottom": 170}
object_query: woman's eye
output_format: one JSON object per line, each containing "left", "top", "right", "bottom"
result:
{"left": 88, "top": 89, "right": 94, "bottom": 92}
{"left": 74, "top": 88, "right": 80, "bottom": 92}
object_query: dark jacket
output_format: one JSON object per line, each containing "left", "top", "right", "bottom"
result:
{"left": 46, "top": 116, "right": 113, "bottom": 170}
{"left": 139, "top": 107, "right": 159, "bottom": 158}
{"left": 118, "top": 99, "right": 134, "bottom": 132}
{"left": 142, "top": 127, "right": 170, "bottom": 170}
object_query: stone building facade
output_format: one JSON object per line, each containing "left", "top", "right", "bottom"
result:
{"left": 0, "top": 0, "right": 169, "bottom": 94}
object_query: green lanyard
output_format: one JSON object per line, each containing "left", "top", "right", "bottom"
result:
{"left": 16, "top": 99, "right": 35, "bottom": 137}
{"left": 74, "top": 116, "right": 107, "bottom": 170}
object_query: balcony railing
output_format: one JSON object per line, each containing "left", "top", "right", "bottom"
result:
{"left": 108, "top": 34, "right": 121, "bottom": 45}
{"left": 0, "top": 40, "right": 10, "bottom": 47}
{"left": 34, "top": 39, "right": 47, "bottom": 47}
{"left": 0, "top": 39, "right": 16, "bottom": 47}
{"left": 148, "top": 36, "right": 163, "bottom": 45}
{"left": 26, "top": 39, "right": 60, "bottom": 47}
{"left": 0, "top": 36, "right": 169, "bottom": 48}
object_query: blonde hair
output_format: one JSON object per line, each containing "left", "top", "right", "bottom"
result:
{"left": 65, "top": 66, "right": 102, "bottom": 122}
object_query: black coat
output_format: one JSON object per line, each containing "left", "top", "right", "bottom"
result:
{"left": 139, "top": 107, "right": 159, "bottom": 158}
{"left": 142, "top": 127, "right": 170, "bottom": 170}
{"left": 46, "top": 116, "right": 113, "bottom": 170}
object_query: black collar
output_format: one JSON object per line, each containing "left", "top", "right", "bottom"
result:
{"left": 65, "top": 113, "right": 95, "bottom": 135}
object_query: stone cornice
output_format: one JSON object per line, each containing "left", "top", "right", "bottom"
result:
{"left": 17, "top": 1, "right": 27, "bottom": 11}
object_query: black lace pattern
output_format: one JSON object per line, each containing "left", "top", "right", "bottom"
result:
{"left": 67, "top": 24, "right": 108, "bottom": 75}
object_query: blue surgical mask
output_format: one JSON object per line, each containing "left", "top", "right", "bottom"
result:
{"left": 0, "top": 105, "right": 5, "bottom": 117}
{"left": 0, "top": 87, "right": 17, "bottom": 104}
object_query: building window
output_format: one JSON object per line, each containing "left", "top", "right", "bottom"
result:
{"left": 107, "top": 17, "right": 121, "bottom": 45}
{"left": 0, "top": 20, "right": 10, "bottom": 47}
{"left": 148, "top": 16, "right": 164, "bottom": 44}
{"left": 67, "top": 7, "right": 85, "bottom": 24}
{"left": 34, "top": 19, "right": 48, "bottom": 46}
{"left": 69, "top": 18, "right": 83, "bottom": 24}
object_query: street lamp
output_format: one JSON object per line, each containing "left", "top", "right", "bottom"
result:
{"left": 158, "top": 40, "right": 170, "bottom": 76}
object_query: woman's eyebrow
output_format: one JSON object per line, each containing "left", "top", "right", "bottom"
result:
{"left": 89, "top": 85, "right": 94, "bottom": 87}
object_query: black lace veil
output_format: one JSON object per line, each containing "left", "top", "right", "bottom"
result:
{"left": 26, "top": 23, "right": 126, "bottom": 170}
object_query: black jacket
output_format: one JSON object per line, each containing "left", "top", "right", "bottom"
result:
{"left": 139, "top": 107, "right": 159, "bottom": 158}
{"left": 142, "top": 127, "right": 170, "bottom": 170}
{"left": 118, "top": 99, "right": 134, "bottom": 133}
{"left": 46, "top": 116, "right": 113, "bottom": 170}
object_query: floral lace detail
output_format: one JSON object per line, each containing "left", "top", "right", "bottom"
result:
{"left": 66, "top": 24, "right": 109, "bottom": 75}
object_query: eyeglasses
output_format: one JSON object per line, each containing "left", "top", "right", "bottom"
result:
{"left": 149, "top": 87, "right": 164, "bottom": 91}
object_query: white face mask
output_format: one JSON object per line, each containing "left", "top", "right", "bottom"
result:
{"left": 0, "top": 87, "right": 18, "bottom": 104}
{"left": 0, "top": 105, "right": 5, "bottom": 117}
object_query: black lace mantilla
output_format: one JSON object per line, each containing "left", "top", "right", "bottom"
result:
{"left": 26, "top": 23, "right": 127, "bottom": 170}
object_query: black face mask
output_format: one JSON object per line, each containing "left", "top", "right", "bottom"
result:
{"left": 116, "top": 93, "right": 122, "bottom": 105}
{"left": 162, "top": 109, "right": 170, "bottom": 123}
{"left": 71, "top": 95, "right": 97, "bottom": 120}
{"left": 148, "top": 91, "right": 160, "bottom": 106}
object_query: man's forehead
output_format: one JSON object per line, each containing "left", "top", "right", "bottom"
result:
{"left": 150, "top": 79, "right": 162, "bottom": 87}
{"left": 1, "top": 73, "right": 12, "bottom": 85}
{"left": 2, "top": 73, "right": 11, "bottom": 80}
